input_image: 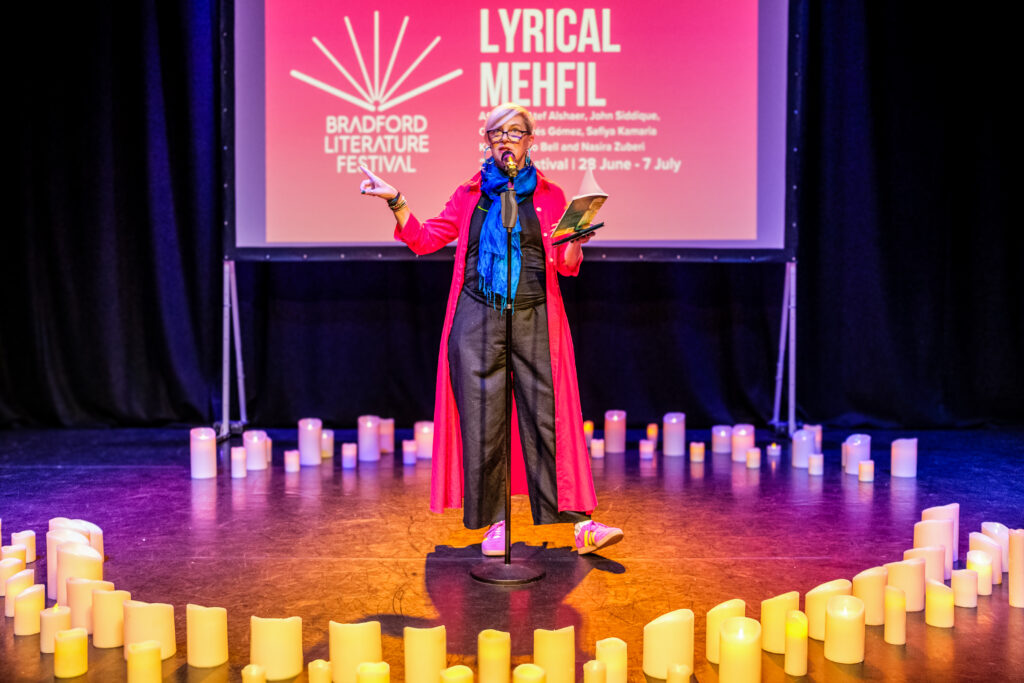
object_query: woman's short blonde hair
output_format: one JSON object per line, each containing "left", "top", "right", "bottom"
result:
{"left": 483, "top": 102, "right": 535, "bottom": 137}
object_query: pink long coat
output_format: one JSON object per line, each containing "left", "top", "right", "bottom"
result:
{"left": 395, "top": 170, "right": 597, "bottom": 516}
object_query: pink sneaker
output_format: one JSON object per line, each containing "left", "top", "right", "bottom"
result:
{"left": 575, "top": 520, "right": 624, "bottom": 555}
{"left": 482, "top": 521, "right": 505, "bottom": 556}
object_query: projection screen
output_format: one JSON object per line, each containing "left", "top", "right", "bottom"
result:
{"left": 227, "top": 0, "right": 796, "bottom": 260}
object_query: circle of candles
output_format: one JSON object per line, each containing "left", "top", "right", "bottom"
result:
{"left": 790, "top": 429, "right": 812, "bottom": 468}
{"left": 823, "top": 595, "right": 865, "bottom": 664}
{"left": 341, "top": 443, "right": 358, "bottom": 469}
{"left": 858, "top": 459, "right": 874, "bottom": 482}
{"left": 231, "top": 446, "right": 248, "bottom": 478}
{"left": 710, "top": 425, "right": 732, "bottom": 453}
{"left": 54, "top": 627, "right": 89, "bottom": 678}
{"left": 885, "top": 557, "right": 926, "bottom": 611}
{"left": 402, "top": 440, "right": 418, "bottom": 465}
{"left": 358, "top": 415, "right": 382, "bottom": 462}
{"left": 884, "top": 586, "right": 906, "bottom": 645}
{"left": 415, "top": 421, "right": 434, "bottom": 459}
{"left": 322, "top": 429, "right": 336, "bottom": 459}
{"left": 639, "top": 439, "right": 655, "bottom": 460}
{"left": 244, "top": 430, "right": 269, "bottom": 471}
{"left": 689, "top": 441, "right": 705, "bottom": 462}
{"left": 1008, "top": 529, "right": 1024, "bottom": 608}
{"left": 298, "top": 418, "right": 323, "bottom": 465}
{"left": 642, "top": 609, "right": 694, "bottom": 678}
{"left": 891, "top": 437, "right": 918, "bottom": 477}
{"left": 745, "top": 448, "right": 761, "bottom": 469}
{"left": 603, "top": 410, "right": 627, "bottom": 453}
{"left": 966, "top": 549, "right": 993, "bottom": 595}
{"left": 766, "top": 442, "right": 781, "bottom": 458}
{"left": 595, "top": 637, "right": 626, "bottom": 683}
{"left": 925, "top": 579, "right": 955, "bottom": 628}
{"left": 844, "top": 433, "right": 871, "bottom": 475}
{"left": 284, "top": 449, "right": 301, "bottom": 473}
{"left": 190, "top": 426, "right": 218, "bottom": 479}
{"left": 10, "top": 530, "right": 36, "bottom": 563}
{"left": 731, "top": 424, "right": 755, "bottom": 462}
{"left": 808, "top": 453, "right": 824, "bottom": 476}
{"left": 951, "top": 568, "right": 978, "bottom": 608}
{"left": 583, "top": 420, "right": 595, "bottom": 447}
{"left": 783, "top": 610, "right": 807, "bottom": 676}
{"left": 590, "top": 438, "right": 605, "bottom": 458}
{"left": 852, "top": 566, "right": 888, "bottom": 625}
{"left": 662, "top": 413, "right": 686, "bottom": 456}
{"left": 378, "top": 418, "right": 395, "bottom": 453}
{"left": 718, "top": 616, "right": 761, "bottom": 682}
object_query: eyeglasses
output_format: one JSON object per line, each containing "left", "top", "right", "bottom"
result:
{"left": 486, "top": 128, "right": 528, "bottom": 143}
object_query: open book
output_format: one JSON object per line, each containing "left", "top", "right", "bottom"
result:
{"left": 551, "top": 168, "right": 608, "bottom": 244}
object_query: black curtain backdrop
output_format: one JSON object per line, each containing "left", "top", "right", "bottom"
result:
{"left": 2, "top": 4, "right": 1020, "bottom": 429}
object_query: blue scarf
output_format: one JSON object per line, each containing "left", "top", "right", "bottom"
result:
{"left": 477, "top": 157, "right": 537, "bottom": 310}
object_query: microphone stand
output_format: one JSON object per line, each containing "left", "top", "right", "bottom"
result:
{"left": 470, "top": 160, "right": 546, "bottom": 586}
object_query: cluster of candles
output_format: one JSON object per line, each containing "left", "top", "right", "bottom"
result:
{"left": 190, "top": 417, "right": 437, "bottom": 479}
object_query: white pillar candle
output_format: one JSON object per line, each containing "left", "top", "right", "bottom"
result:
{"left": 414, "top": 421, "right": 434, "bottom": 459}
{"left": 808, "top": 453, "right": 824, "bottom": 475}
{"left": 13, "top": 583, "right": 45, "bottom": 635}
{"left": 922, "top": 503, "right": 959, "bottom": 561}
{"left": 710, "top": 425, "right": 732, "bottom": 453}
{"left": 126, "top": 640, "right": 163, "bottom": 683}
{"left": 844, "top": 434, "right": 871, "bottom": 475}
{"left": 981, "top": 521, "right": 1010, "bottom": 570}
{"left": 718, "top": 616, "right": 761, "bottom": 683}
{"left": 731, "top": 424, "right": 755, "bottom": 462}
{"left": 187, "top": 604, "right": 230, "bottom": 668}
{"left": 402, "top": 440, "right": 418, "bottom": 465}
{"left": 190, "top": 426, "right": 218, "bottom": 479}
{"left": 242, "top": 663, "right": 268, "bottom": 683}
{"left": 595, "top": 636, "right": 626, "bottom": 683}
{"left": 904, "top": 546, "right": 945, "bottom": 583}
{"left": 759, "top": 591, "right": 799, "bottom": 654}
{"left": 966, "top": 549, "right": 993, "bottom": 596}
{"left": 250, "top": 615, "right": 303, "bottom": 680}
{"left": 11, "top": 530, "right": 37, "bottom": 563}
{"left": 57, "top": 542, "right": 103, "bottom": 606}
{"left": 511, "top": 664, "right": 543, "bottom": 683}
{"left": 92, "top": 588, "right": 132, "bottom": 648}
{"left": 583, "top": 659, "right": 606, "bottom": 683}
{"left": 533, "top": 626, "right": 573, "bottom": 683}
{"left": 358, "top": 415, "right": 382, "bottom": 461}
{"left": 805, "top": 579, "right": 851, "bottom": 640}
{"left": 342, "top": 443, "right": 358, "bottom": 469}
{"left": 858, "top": 459, "right": 874, "bottom": 482}
{"left": 841, "top": 441, "right": 848, "bottom": 468}
{"left": 46, "top": 529, "right": 89, "bottom": 600}
{"left": 604, "top": 410, "right": 627, "bottom": 453}
{"left": 0, "top": 557, "right": 25, "bottom": 595}
{"left": 639, "top": 439, "right": 655, "bottom": 460}
{"left": 925, "top": 579, "right": 954, "bottom": 628}
{"left": 642, "top": 608, "right": 694, "bottom": 678}
{"left": 745, "top": 448, "right": 761, "bottom": 469}
{"left": 852, "top": 566, "right": 887, "bottom": 626}
{"left": 379, "top": 419, "right": 395, "bottom": 453}
{"left": 1008, "top": 529, "right": 1023, "bottom": 608}
{"left": 329, "top": 620, "right": 382, "bottom": 683}
{"left": 689, "top": 441, "right": 705, "bottom": 462}
{"left": 406, "top": 625, "right": 448, "bottom": 683}
{"left": 969, "top": 532, "right": 1003, "bottom": 583}
{"left": 2, "top": 544, "right": 26, "bottom": 563}
{"left": 478, "top": 628, "right": 510, "bottom": 683}
{"left": 284, "top": 449, "right": 301, "bottom": 473}
{"left": 265, "top": 437, "right": 273, "bottom": 465}
{"left": 891, "top": 438, "right": 918, "bottom": 478}
{"left": 298, "top": 418, "right": 323, "bottom": 465}
{"left": 791, "top": 429, "right": 812, "bottom": 468}
{"left": 322, "top": 429, "right": 335, "bottom": 459}
{"left": 706, "top": 598, "right": 745, "bottom": 663}
{"left": 804, "top": 424, "right": 823, "bottom": 453}
{"left": 766, "top": 442, "right": 781, "bottom": 458}
{"left": 590, "top": 439, "right": 605, "bottom": 458}
{"left": 823, "top": 595, "right": 865, "bottom": 664}
{"left": 885, "top": 557, "right": 926, "bottom": 611}
{"left": 583, "top": 420, "right": 594, "bottom": 447}
{"left": 951, "top": 569, "right": 978, "bottom": 608}
{"left": 662, "top": 413, "right": 685, "bottom": 456}
{"left": 665, "top": 663, "right": 691, "bottom": 683}
{"left": 67, "top": 577, "right": 114, "bottom": 632}
{"left": 54, "top": 627, "right": 89, "bottom": 678}
{"left": 70, "top": 520, "right": 104, "bottom": 558}
{"left": 646, "top": 423, "right": 659, "bottom": 443}
{"left": 310, "top": 659, "right": 333, "bottom": 683}
{"left": 40, "top": 604, "right": 71, "bottom": 653}
{"left": 232, "top": 446, "right": 247, "bottom": 478}
{"left": 784, "top": 610, "right": 807, "bottom": 677}
{"left": 915, "top": 518, "right": 954, "bottom": 580}
{"left": 123, "top": 600, "right": 176, "bottom": 660}
{"left": 244, "top": 430, "right": 269, "bottom": 471}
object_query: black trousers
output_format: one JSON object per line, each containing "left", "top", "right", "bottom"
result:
{"left": 448, "top": 291, "right": 588, "bottom": 529}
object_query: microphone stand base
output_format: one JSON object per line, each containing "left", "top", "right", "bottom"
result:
{"left": 470, "top": 560, "right": 546, "bottom": 586}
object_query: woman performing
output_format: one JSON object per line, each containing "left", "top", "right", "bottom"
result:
{"left": 359, "top": 102, "right": 622, "bottom": 556}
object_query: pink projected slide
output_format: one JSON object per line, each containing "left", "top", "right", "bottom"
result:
{"left": 246, "top": 0, "right": 780, "bottom": 248}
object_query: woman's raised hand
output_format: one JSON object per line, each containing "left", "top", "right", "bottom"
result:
{"left": 358, "top": 164, "right": 398, "bottom": 200}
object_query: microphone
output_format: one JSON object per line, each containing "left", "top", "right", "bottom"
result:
{"left": 501, "top": 150, "right": 519, "bottom": 178}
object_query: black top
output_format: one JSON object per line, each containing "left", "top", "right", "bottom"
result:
{"left": 462, "top": 193, "right": 547, "bottom": 309}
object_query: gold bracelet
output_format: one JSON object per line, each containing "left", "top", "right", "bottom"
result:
{"left": 390, "top": 199, "right": 407, "bottom": 212}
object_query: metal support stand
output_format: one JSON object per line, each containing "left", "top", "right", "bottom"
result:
{"left": 216, "top": 260, "right": 248, "bottom": 441}
{"left": 470, "top": 182, "right": 545, "bottom": 586}
{"left": 770, "top": 260, "right": 798, "bottom": 435}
